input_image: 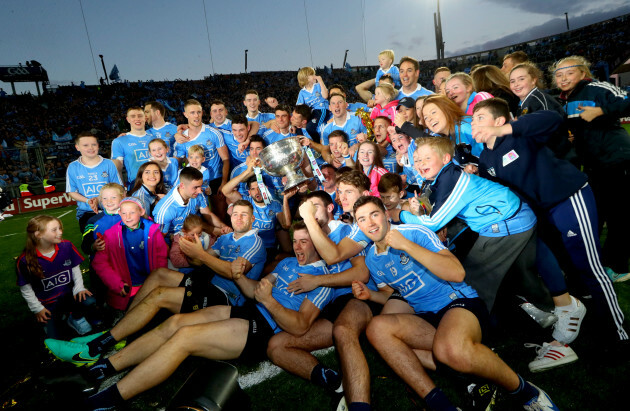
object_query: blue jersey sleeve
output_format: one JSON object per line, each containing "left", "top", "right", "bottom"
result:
{"left": 111, "top": 138, "right": 124, "bottom": 160}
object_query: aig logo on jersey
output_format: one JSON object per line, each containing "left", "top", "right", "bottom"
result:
{"left": 134, "top": 149, "right": 150, "bottom": 162}
{"left": 82, "top": 182, "right": 105, "bottom": 197}
{"left": 42, "top": 270, "right": 71, "bottom": 291}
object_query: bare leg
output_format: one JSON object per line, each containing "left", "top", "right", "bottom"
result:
{"left": 432, "top": 308, "right": 519, "bottom": 392}
{"left": 366, "top": 313, "right": 438, "bottom": 398}
{"left": 332, "top": 299, "right": 373, "bottom": 404}
{"left": 267, "top": 319, "right": 333, "bottom": 380}
{"left": 110, "top": 287, "right": 186, "bottom": 341}
{"left": 128, "top": 268, "right": 184, "bottom": 311}
{"left": 109, "top": 305, "right": 231, "bottom": 371}
{"left": 116, "top": 317, "right": 249, "bottom": 400}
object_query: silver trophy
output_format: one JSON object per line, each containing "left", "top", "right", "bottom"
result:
{"left": 258, "top": 137, "right": 312, "bottom": 193}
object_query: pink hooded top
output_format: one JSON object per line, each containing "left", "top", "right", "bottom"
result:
{"left": 370, "top": 99, "right": 400, "bottom": 122}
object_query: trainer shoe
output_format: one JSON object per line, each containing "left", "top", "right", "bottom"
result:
{"left": 70, "top": 331, "right": 106, "bottom": 344}
{"left": 466, "top": 382, "right": 497, "bottom": 410}
{"left": 525, "top": 342, "right": 578, "bottom": 373}
{"left": 67, "top": 316, "right": 93, "bottom": 336}
{"left": 605, "top": 267, "right": 630, "bottom": 283}
{"left": 44, "top": 339, "right": 99, "bottom": 366}
{"left": 551, "top": 296, "right": 586, "bottom": 344}
{"left": 523, "top": 383, "right": 559, "bottom": 411}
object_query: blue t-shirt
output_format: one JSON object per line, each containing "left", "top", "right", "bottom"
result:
{"left": 215, "top": 127, "right": 249, "bottom": 168}
{"left": 210, "top": 229, "right": 267, "bottom": 306}
{"left": 297, "top": 83, "right": 329, "bottom": 110}
{"left": 382, "top": 145, "right": 399, "bottom": 174}
{"left": 320, "top": 113, "right": 367, "bottom": 146}
{"left": 395, "top": 85, "right": 433, "bottom": 101}
{"left": 257, "top": 258, "right": 333, "bottom": 334}
{"left": 147, "top": 122, "right": 178, "bottom": 156}
{"left": 173, "top": 166, "right": 211, "bottom": 194}
{"left": 376, "top": 66, "right": 401, "bottom": 88}
{"left": 158, "top": 157, "right": 180, "bottom": 191}
{"left": 131, "top": 185, "right": 158, "bottom": 215}
{"left": 66, "top": 156, "right": 123, "bottom": 218}
{"left": 121, "top": 221, "right": 150, "bottom": 286}
{"left": 111, "top": 133, "right": 153, "bottom": 184}
{"left": 230, "top": 163, "right": 283, "bottom": 201}
{"left": 242, "top": 194, "right": 283, "bottom": 248}
{"left": 246, "top": 111, "right": 275, "bottom": 125}
{"left": 365, "top": 224, "right": 477, "bottom": 313}
{"left": 174, "top": 125, "right": 226, "bottom": 181}
{"left": 152, "top": 186, "right": 208, "bottom": 235}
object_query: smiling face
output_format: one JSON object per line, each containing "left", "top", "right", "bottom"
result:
{"left": 119, "top": 202, "right": 142, "bottom": 228}
{"left": 127, "top": 109, "right": 146, "bottom": 132}
{"left": 187, "top": 152, "right": 205, "bottom": 169}
{"left": 509, "top": 67, "right": 537, "bottom": 100}
{"left": 554, "top": 61, "right": 586, "bottom": 92}
{"left": 293, "top": 228, "right": 318, "bottom": 265}
{"left": 390, "top": 133, "right": 411, "bottom": 154}
{"left": 414, "top": 144, "right": 449, "bottom": 180}
{"left": 75, "top": 136, "right": 99, "bottom": 159}
{"left": 243, "top": 93, "right": 260, "bottom": 113}
{"left": 445, "top": 78, "right": 471, "bottom": 109}
{"left": 232, "top": 122, "right": 249, "bottom": 143}
{"left": 422, "top": 103, "right": 448, "bottom": 135}
{"left": 379, "top": 189, "right": 404, "bottom": 211}
{"left": 231, "top": 204, "right": 255, "bottom": 233}
{"left": 399, "top": 61, "right": 419, "bottom": 89}
{"left": 338, "top": 182, "right": 366, "bottom": 213}
{"left": 210, "top": 104, "right": 227, "bottom": 125}
{"left": 180, "top": 178, "right": 203, "bottom": 200}
{"left": 142, "top": 164, "right": 161, "bottom": 189}
{"left": 184, "top": 104, "right": 203, "bottom": 127}
{"left": 37, "top": 220, "right": 63, "bottom": 246}
{"left": 100, "top": 188, "right": 123, "bottom": 214}
{"left": 357, "top": 143, "right": 376, "bottom": 169}
{"left": 355, "top": 202, "right": 389, "bottom": 244}
{"left": 308, "top": 196, "right": 333, "bottom": 228}
{"left": 149, "top": 141, "right": 167, "bottom": 161}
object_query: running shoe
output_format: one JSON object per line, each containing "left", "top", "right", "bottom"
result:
{"left": 523, "top": 383, "right": 560, "bottom": 411}
{"left": 525, "top": 342, "right": 578, "bottom": 373}
{"left": 551, "top": 296, "right": 586, "bottom": 344}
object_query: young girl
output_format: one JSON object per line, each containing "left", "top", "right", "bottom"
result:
{"left": 445, "top": 72, "right": 493, "bottom": 115}
{"left": 421, "top": 95, "right": 483, "bottom": 168}
{"left": 148, "top": 138, "right": 179, "bottom": 190}
{"left": 128, "top": 161, "right": 167, "bottom": 217}
{"left": 17, "top": 215, "right": 97, "bottom": 338}
{"left": 470, "top": 65, "right": 520, "bottom": 116}
{"left": 370, "top": 83, "right": 399, "bottom": 122}
{"left": 168, "top": 214, "right": 214, "bottom": 273}
{"left": 552, "top": 55, "right": 630, "bottom": 275}
{"left": 355, "top": 141, "right": 389, "bottom": 197}
{"left": 93, "top": 197, "right": 168, "bottom": 310}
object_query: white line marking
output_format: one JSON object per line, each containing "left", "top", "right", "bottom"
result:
{"left": 0, "top": 233, "right": 19, "bottom": 238}
{"left": 57, "top": 209, "right": 74, "bottom": 218}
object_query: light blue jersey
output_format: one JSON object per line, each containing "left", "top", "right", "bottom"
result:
{"left": 152, "top": 186, "right": 208, "bottom": 235}
{"left": 147, "top": 123, "right": 178, "bottom": 156}
{"left": 173, "top": 166, "right": 211, "bottom": 194}
{"left": 111, "top": 133, "right": 153, "bottom": 184}
{"left": 211, "top": 229, "right": 266, "bottom": 306}
{"left": 230, "top": 163, "right": 283, "bottom": 201}
{"left": 174, "top": 125, "right": 226, "bottom": 181}
{"left": 348, "top": 222, "right": 372, "bottom": 249}
{"left": 320, "top": 113, "right": 367, "bottom": 146}
{"left": 246, "top": 111, "right": 275, "bottom": 125}
{"left": 366, "top": 224, "right": 477, "bottom": 313}
{"left": 243, "top": 194, "right": 283, "bottom": 248}
{"left": 66, "top": 156, "right": 123, "bottom": 218}
{"left": 257, "top": 258, "right": 333, "bottom": 334}
{"left": 376, "top": 66, "right": 401, "bottom": 88}
{"left": 210, "top": 118, "right": 232, "bottom": 132}
{"left": 396, "top": 84, "right": 433, "bottom": 101}
{"left": 297, "top": 83, "right": 329, "bottom": 110}
{"left": 215, "top": 127, "right": 249, "bottom": 168}
{"left": 131, "top": 185, "right": 158, "bottom": 215}
{"left": 156, "top": 157, "right": 179, "bottom": 191}
{"left": 382, "top": 145, "right": 399, "bottom": 174}
{"left": 261, "top": 129, "right": 300, "bottom": 145}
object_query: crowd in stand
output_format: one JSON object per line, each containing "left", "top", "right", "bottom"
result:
{"left": 8, "top": 13, "right": 630, "bottom": 411}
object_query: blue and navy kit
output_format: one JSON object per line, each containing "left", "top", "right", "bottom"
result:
{"left": 174, "top": 125, "right": 226, "bottom": 180}
{"left": 297, "top": 83, "right": 329, "bottom": 110}
{"left": 365, "top": 224, "right": 477, "bottom": 314}
{"left": 320, "top": 114, "right": 367, "bottom": 146}
{"left": 479, "top": 110, "right": 588, "bottom": 209}
{"left": 257, "top": 258, "right": 333, "bottom": 334}
{"left": 382, "top": 145, "right": 399, "bottom": 174}
{"left": 396, "top": 84, "right": 433, "bottom": 101}
{"left": 66, "top": 156, "right": 123, "bottom": 218}
{"left": 159, "top": 157, "right": 180, "bottom": 191}
{"left": 247, "top": 111, "right": 275, "bottom": 125}
{"left": 399, "top": 162, "right": 536, "bottom": 237}
{"left": 173, "top": 166, "right": 211, "bottom": 194}
{"left": 81, "top": 212, "right": 121, "bottom": 255}
{"left": 230, "top": 163, "right": 283, "bottom": 201}
{"left": 131, "top": 185, "right": 158, "bottom": 216}
{"left": 111, "top": 133, "right": 153, "bottom": 184}
{"left": 147, "top": 123, "right": 178, "bottom": 156}
{"left": 152, "top": 186, "right": 208, "bottom": 235}
{"left": 211, "top": 229, "right": 266, "bottom": 306}
{"left": 242, "top": 194, "right": 283, "bottom": 249}
{"left": 376, "top": 66, "right": 401, "bottom": 88}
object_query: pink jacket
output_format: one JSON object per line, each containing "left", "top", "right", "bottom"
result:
{"left": 93, "top": 220, "right": 168, "bottom": 310}
{"left": 370, "top": 99, "right": 399, "bottom": 122}
{"left": 465, "top": 91, "right": 494, "bottom": 115}
{"left": 367, "top": 166, "right": 389, "bottom": 197}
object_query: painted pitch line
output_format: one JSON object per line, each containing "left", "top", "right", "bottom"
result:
{"left": 0, "top": 233, "right": 20, "bottom": 238}
{"left": 56, "top": 209, "right": 74, "bottom": 218}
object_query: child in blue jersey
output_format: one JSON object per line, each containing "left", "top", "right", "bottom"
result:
{"left": 173, "top": 145, "right": 211, "bottom": 195}
{"left": 66, "top": 131, "right": 123, "bottom": 232}
{"left": 148, "top": 138, "right": 178, "bottom": 191}
{"left": 297, "top": 67, "right": 332, "bottom": 140}
{"left": 128, "top": 161, "right": 167, "bottom": 217}
{"left": 144, "top": 101, "right": 177, "bottom": 156}
{"left": 351, "top": 196, "right": 559, "bottom": 411}
{"left": 244, "top": 89, "right": 276, "bottom": 124}
{"left": 375, "top": 49, "right": 401, "bottom": 88}
{"left": 17, "top": 215, "right": 97, "bottom": 339}
{"left": 111, "top": 107, "right": 153, "bottom": 187}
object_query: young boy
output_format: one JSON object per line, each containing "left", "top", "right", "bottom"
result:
{"left": 377, "top": 173, "right": 409, "bottom": 214}
{"left": 375, "top": 49, "right": 401, "bottom": 88}
{"left": 66, "top": 131, "right": 124, "bottom": 232}
{"left": 471, "top": 98, "right": 628, "bottom": 358}
{"left": 111, "top": 107, "right": 153, "bottom": 188}
{"left": 173, "top": 145, "right": 211, "bottom": 195}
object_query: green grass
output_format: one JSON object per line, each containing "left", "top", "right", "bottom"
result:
{"left": 1, "top": 207, "right": 629, "bottom": 409}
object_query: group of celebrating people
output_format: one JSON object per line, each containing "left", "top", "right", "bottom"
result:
{"left": 15, "top": 49, "right": 630, "bottom": 411}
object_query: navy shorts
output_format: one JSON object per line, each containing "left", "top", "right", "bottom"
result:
{"left": 178, "top": 266, "right": 230, "bottom": 313}
{"left": 417, "top": 297, "right": 489, "bottom": 336}
{"left": 230, "top": 302, "right": 275, "bottom": 360}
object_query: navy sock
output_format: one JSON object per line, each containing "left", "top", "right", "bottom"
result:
{"left": 310, "top": 364, "right": 342, "bottom": 392}
{"left": 88, "top": 331, "right": 116, "bottom": 357}
{"left": 348, "top": 402, "right": 371, "bottom": 411}
{"left": 88, "top": 358, "right": 116, "bottom": 381}
{"left": 425, "top": 387, "right": 457, "bottom": 411}
{"left": 508, "top": 374, "right": 538, "bottom": 404}
{"left": 85, "top": 383, "right": 123, "bottom": 409}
